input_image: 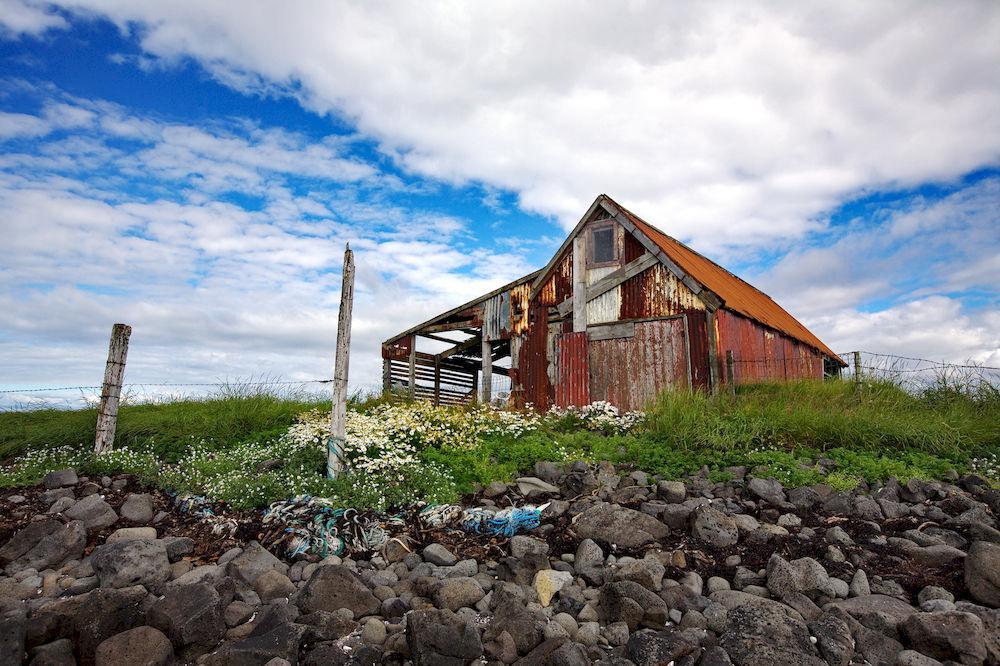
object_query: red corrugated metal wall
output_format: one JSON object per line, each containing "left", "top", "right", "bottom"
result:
{"left": 555, "top": 332, "right": 590, "bottom": 408}
{"left": 518, "top": 301, "right": 552, "bottom": 409}
{"left": 715, "top": 309, "right": 823, "bottom": 384}
{"left": 588, "top": 319, "right": 689, "bottom": 411}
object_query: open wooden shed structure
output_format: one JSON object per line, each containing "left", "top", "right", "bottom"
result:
{"left": 382, "top": 195, "right": 845, "bottom": 410}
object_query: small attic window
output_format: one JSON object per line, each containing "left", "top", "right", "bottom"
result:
{"left": 589, "top": 223, "right": 617, "bottom": 266}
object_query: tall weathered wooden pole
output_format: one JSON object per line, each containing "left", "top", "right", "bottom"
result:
{"left": 94, "top": 323, "right": 131, "bottom": 455}
{"left": 328, "top": 244, "right": 355, "bottom": 479}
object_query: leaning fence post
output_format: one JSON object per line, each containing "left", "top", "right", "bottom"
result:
{"left": 725, "top": 350, "right": 736, "bottom": 396}
{"left": 94, "top": 323, "right": 131, "bottom": 455}
{"left": 328, "top": 244, "right": 355, "bottom": 479}
{"left": 853, "top": 351, "right": 862, "bottom": 395}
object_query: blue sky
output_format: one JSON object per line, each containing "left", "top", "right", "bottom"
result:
{"left": 0, "top": 2, "right": 997, "bottom": 407}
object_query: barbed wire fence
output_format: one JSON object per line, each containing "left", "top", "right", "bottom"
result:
{"left": 2, "top": 351, "right": 994, "bottom": 412}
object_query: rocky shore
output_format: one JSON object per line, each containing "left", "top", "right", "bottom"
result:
{"left": 1, "top": 460, "right": 998, "bottom": 665}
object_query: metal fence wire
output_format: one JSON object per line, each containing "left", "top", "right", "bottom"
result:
{"left": 2, "top": 351, "right": 996, "bottom": 411}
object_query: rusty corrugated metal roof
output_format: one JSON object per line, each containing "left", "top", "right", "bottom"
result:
{"left": 609, "top": 196, "right": 842, "bottom": 361}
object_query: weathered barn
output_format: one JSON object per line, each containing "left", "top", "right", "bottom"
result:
{"left": 382, "top": 195, "right": 845, "bottom": 410}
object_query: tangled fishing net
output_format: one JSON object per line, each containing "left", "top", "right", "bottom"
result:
{"left": 257, "top": 495, "right": 549, "bottom": 559}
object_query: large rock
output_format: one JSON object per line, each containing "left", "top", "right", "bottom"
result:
{"left": 901, "top": 611, "right": 988, "bottom": 665}
{"left": 5, "top": 521, "right": 86, "bottom": 572}
{"left": 600, "top": 581, "right": 668, "bottom": 631}
{"left": 690, "top": 505, "right": 739, "bottom": 548}
{"left": 808, "top": 611, "right": 854, "bottom": 666}
{"left": 227, "top": 540, "right": 286, "bottom": 586}
{"left": 573, "top": 539, "right": 605, "bottom": 585}
{"left": 91, "top": 539, "right": 171, "bottom": 593}
{"left": 823, "top": 594, "right": 918, "bottom": 636}
{"left": 203, "top": 622, "right": 305, "bottom": 666}
{"left": 295, "top": 565, "right": 380, "bottom": 617}
{"left": 0, "top": 608, "right": 27, "bottom": 666}
{"left": 965, "top": 541, "right": 1000, "bottom": 608}
{"left": 407, "top": 608, "right": 483, "bottom": 665}
{"left": 0, "top": 520, "right": 61, "bottom": 565}
{"left": 434, "top": 577, "right": 485, "bottom": 611}
{"left": 748, "top": 477, "right": 792, "bottom": 509}
{"left": 64, "top": 494, "right": 118, "bottom": 531}
{"left": 147, "top": 582, "right": 225, "bottom": 651}
{"left": 766, "top": 554, "right": 837, "bottom": 600}
{"left": 73, "top": 587, "right": 148, "bottom": 661}
{"left": 94, "top": 626, "right": 174, "bottom": 666}
{"left": 626, "top": 627, "right": 701, "bottom": 665}
{"left": 120, "top": 493, "right": 154, "bottom": 524}
{"left": 573, "top": 502, "right": 669, "bottom": 549}
{"left": 719, "top": 604, "right": 826, "bottom": 666}
{"left": 43, "top": 469, "right": 78, "bottom": 489}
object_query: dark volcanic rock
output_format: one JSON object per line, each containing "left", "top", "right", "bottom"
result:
{"left": 295, "top": 565, "right": 380, "bottom": 617}
{"left": 625, "top": 627, "right": 701, "bottom": 665}
{"left": 147, "top": 582, "right": 225, "bottom": 651}
{"left": 93, "top": 625, "right": 174, "bottom": 666}
{"left": 573, "top": 502, "right": 670, "bottom": 549}
{"left": 407, "top": 608, "right": 483, "bottom": 665}
{"left": 901, "top": 611, "right": 988, "bottom": 665}
{"left": 719, "top": 604, "right": 825, "bottom": 666}
{"left": 91, "top": 539, "right": 171, "bottom": 593}
{"left": 965, "top": 541, "right": 1000, "bottom": 608}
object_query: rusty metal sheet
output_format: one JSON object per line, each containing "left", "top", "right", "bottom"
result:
{"left": 517, "top": 302, "right": 552, "bottom": 410}
{"left": 555, "top": 331, "right": 590, "bottom": 408}
{"left": 587, "top": 319, "right": 688, "bottom": 411}
{"left": 716, "top": 309, "right": 824, "bottom": 384}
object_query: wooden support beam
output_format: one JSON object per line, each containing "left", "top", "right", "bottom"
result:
{"left": 382, "top": 358, "right": 390, "bottom": 395}
{"left": 418, "top": 332, "right": 466, "bottom": 344}
{"left": 407, "top": 341, "right": 417, "bottom": 400}
{"left": 572, "top": 234, "right": 587, "bottom": 332}
{"left": 586, "top": 253, "right": 658, "bottom": 302}
{"left": 433, "top": 355, "right": 441, "bottom": 405}
{"left": 439, "top": 335, "right": 482, "bottom": 360}
{"left": 94, "top": 323, "right": 131, "bottom": 455}
{"left": 419, "top": 319, "right": 477, "bottom": 334}
{"left": 481, "top": 338, "right": 492, "bottom": 404}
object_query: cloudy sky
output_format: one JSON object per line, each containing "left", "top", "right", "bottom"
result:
{"left": 1, "top": 1, "right": 998, "bottom": 406}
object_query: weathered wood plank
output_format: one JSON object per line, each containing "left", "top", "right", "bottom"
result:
{"left": 572, "top": 235, "right": 587, "bottom": 332}
{"left": 586, "top": 252, "right": 658, "bottom": 302}
{"left": 586, "top": 321, "right": 636, "bottom": 341}
{"left": 94, "top": 323, "right": 131, "bottom": 455}
{"left": 328, "top": 245, "right": 355, "bottom": 478}
{"left": 481, "top": 338, "right": 492, "bottom": 403}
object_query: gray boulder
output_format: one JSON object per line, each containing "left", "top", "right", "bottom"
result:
{"left": 901, "top": 611, "right": 988, "bottom": 665}
{"left": 295, "top": 565, "right": 380, "bottom": 617}
{"left": 147, "top": 582, "right": 225, "bottom": 651}
{"left": 91, "top": 539, "right": 171, "bottom": 593}
{"left": 0, "top": 520, "right": 62, "bottom": 565}
{"left": 407, "top": 608, "right": 483, "bottom": 665}
{"left": 600, "top": 580, "right": 668, "bottom": 631}
{"left": 574, "top": 538, "right": 605, "bottom": 585}
{"left": 0, "top": 608, "right": 27, "bottom": 666}
{"left": 73, "top": 587, "right": 148, "bottom": 661}
{"left": 120, "top": 493, "right": 154, "bottom": 524}
{"left": 422, "top": 543, "right": 457, "bottom": 566}
{"left": 435, "top": 577, "right": 485, "bottom": 611}
{"left": 6, "top": 521, "right": 86, "bottom": 572}
{"left": 965, "top": 541, "right": 1000, "bottom": 608}
{"left": 748, "top": 477, "right": 793, "bottom": 509}
{"left": 43, "top": 469, "right": 78, "bottom": 489}
{"left": 766, "top": 554, "right": 837, "bottom": 600}
{"left": 573, "top": 503, "right": 670, "bottom": 549}
{"left": 690, "top": 505, "right": 739, "bottom": 548}
{"left": 94, "top": 625, "right": 174, "bottom": 666}
{"left": 227, "top": 540, "right": 286, "bottom": 586}
{"left": 823, "top": 594, "right": 918, "bottom": 636}
{"left": 625, "top": 627, "right": 701, "bottom": 665}
{"left": 720, "top": 604, "right": 825, "bottom": 666}
{"left": 64, "top": 494, "right": 118, "bottom": 531}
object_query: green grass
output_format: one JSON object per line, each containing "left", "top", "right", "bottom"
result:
{"left": 1, "top": 378, "right": 996, "bottom": 509}
{"left": 0, "top": 386, "right": 328, "bottom": 463}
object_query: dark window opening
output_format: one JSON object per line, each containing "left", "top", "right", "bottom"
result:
{"left": 591, "top": 226, "right": 615, "bottom": 264}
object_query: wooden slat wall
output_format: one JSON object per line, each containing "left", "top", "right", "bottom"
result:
{"left": 387, "top": 358, "right": 476, "bottom": 405}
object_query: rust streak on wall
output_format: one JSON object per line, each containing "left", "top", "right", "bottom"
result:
{"left": 555, "top": 331, "right": 590, "bottom": 408}
{"left": 588, "top": 319, "right": 688, "bottom": 410}
{"left": 715, "top": 309, "right": 823, "bottom": 384}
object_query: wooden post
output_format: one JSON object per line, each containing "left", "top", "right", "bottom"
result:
{"left": 407, "top": 341, "right": 416, "bottom": 400}
{"left": 94, "top": 323, "right": 131, "bottom": 455}
{"left": 382, "top": 358, "right": 390, "bottom": 396}
{"left": 481, "top": 337, "right": 492, "bottom": 404}
{"left": 853, "top": 351, "right": 862, "bottom": 396}
{"left": 725, "top": 350, "right": 736, "bottom": 396}
{"left": 433, "top": 355, "right": 441, "bottom": 406}
{"left": 572, "top": 235, "right": 588, "bottom": 333}
{"left": 327, "top": 244, "right": 355, "bottom": 479}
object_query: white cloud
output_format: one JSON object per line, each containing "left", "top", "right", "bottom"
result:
{"left": 0, "top": 0, "right": 66, "bottom": 36}
{"left": 18, "top": 0, "right": 1000, "bottom": 253}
